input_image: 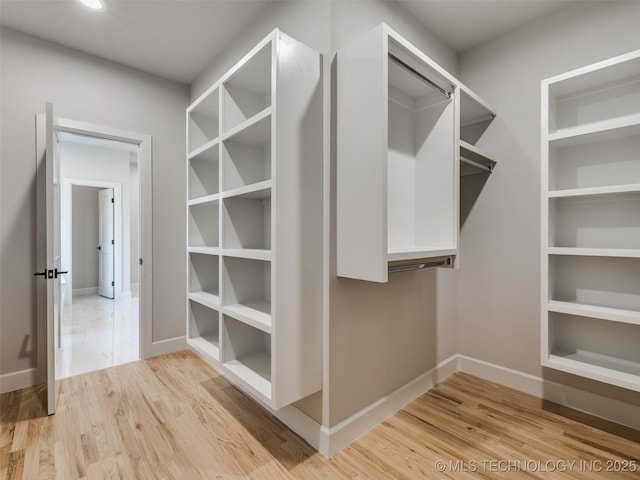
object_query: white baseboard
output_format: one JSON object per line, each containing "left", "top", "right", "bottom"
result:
{"left": 147, "top": 336, "right": 187, "bottom": 358}
{"left": 72, "top": 287, "right": 98, "bottom": 296}
{"left": 456, "top": 355, "right": 640, "bottom": 431}
{"left": 320, "top": 354, "right": 458, "bottom": 456}
{"left": 0, "top": 367, "right": 45, "bottom": 394}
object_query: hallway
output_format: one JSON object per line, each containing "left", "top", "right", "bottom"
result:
{"left": 60, "top": 295, "right": 139, "bottom": 378}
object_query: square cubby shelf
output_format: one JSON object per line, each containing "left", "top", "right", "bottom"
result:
{"left": 188, "top": 87, "right": 219, "bottom": 153}
{"left": 188, "top": 200, "right": 219, "bottom": 249}
{"left": 188, "top": 253, "right": 220, "bottom": 308}
{"left": 188, "top": 145, "right": 219, "bottom": 201}
{"left": 222, "top": 114, "right": 271, "bottom": 191}
{"left": 222, "top": 256, "right": 271, "bottom": 332}
{"left": 222, "top": 188, "right": 271, "bottom": 251}
{"left": 222, "top": 42, "right": 272, "bottom": 133}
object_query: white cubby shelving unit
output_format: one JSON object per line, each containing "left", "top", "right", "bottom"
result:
{"left": 541, "top": 49, "right": 640, "bottom": 392}
{"left": 185, "top": 29, "right": 322, "bottom": 409}
{"left": 337, "top": 23, "right": 496, "bottom": 282}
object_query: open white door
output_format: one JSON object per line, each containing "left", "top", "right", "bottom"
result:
{"left": 36, "top": 102, "right": 64, "bottom": 415}
{"left": 98, "top": 188, "right": 115, "bottom": 299}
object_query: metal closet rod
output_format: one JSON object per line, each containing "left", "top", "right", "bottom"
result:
{"left": 388, "top": 53, "right": 452, "bottom": 99}
{"left": 388, "top": 257, "right": 452, "bottom": 273}
{"left": 460, "top": 156, "right": 493, "bottom": 173}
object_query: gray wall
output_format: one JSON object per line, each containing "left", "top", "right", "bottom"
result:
{"left": 0, "top": 27, "right": 189, "bottom": 380}
{"left": 457, "top": 1, "right": 640, "bottom": 404}
{"left": 71, "top": 186, "right": 101, "bottom": 290}
{"left": 191, "top": 0, "right": 459, "bottom": 427}
{"left": 192, "top": 0, "right": 456, "bottom": 97}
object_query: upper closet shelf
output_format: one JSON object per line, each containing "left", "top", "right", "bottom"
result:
{"left": 459, "top": 84, "right": 496, "bottom": 127}
{"left": 548, "top": 114, "right": 640, "bottom": 147}
{"left": 548, "top": 183, "right": 640, "bottom": 198}
{"left": 547, "top": 247, "right": 640, "bottom": 258}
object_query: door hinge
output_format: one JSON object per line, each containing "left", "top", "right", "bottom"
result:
{"left": 111, "top": 198, "right": 114, "bottom": 203}
{"left": 111, "top": 281, "right": 115, "bottom": 287}
{"left": 111, "top": 239, "right": 114, "bottom": 245}
{"left": 139, "top": 258, "right": 143, "bottom": 265}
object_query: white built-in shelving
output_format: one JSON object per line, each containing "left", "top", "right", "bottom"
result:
{"left": 186, "top": 29, "right": 322, "bottom": 409}
{"left": 459, "top": 85, "right": 496, "bottom": 177}
{"left": 541, "top": 49, "right": 640, "bottom": 392}
{"left": 337, "top": 24, "right": 496, "bottom": 282}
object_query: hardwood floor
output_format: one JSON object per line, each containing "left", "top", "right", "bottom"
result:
{"left": 1, "top": 350, "right": 639, "bottom": 479}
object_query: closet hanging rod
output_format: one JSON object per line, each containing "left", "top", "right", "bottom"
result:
{"left": 460, "top": 156, "right": 493, "bottom": 173}
{"left": 388, "top": 257, "right": 452, "bottom": 273}
{"left": 388, "top": 53, "right": 452, "bottom": 99}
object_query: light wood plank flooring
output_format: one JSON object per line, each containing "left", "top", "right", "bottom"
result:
{"left": 1, "top": 350, "right": 639, "bottom": 479}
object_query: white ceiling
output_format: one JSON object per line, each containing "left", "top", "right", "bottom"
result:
{"left": 397, "top": 0, "right": 577, "bottom": 53}
{"left": 0, "top": 0, "right": 577, "bottom": 85}
{"left": 0, "top": 0, "right": 272, "bottom": 84}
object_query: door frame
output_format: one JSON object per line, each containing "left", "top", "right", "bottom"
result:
{"left": 98, "top": 187, "right": 115, "bottom": 299}
{"left": 37, "top": 117, "right": 152, "bottom": 366}
{"left": 63, "top": 180, "right": 122, "bottom": 300}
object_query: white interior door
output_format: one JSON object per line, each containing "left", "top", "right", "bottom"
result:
{"left": 36, "top": 102, "right": 64, "bottom": 415}
{"left": 98, "top": 188, "right": 115, "bottom": 299}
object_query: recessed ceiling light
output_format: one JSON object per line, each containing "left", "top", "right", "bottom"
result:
{"left": 78, "top": 0, "right": 103, "bottom": 10}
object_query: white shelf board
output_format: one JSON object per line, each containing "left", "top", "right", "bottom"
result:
{"left": 548, "top": 300, "right": 640, "bottom": 326}
{"left": 188, "top": 193, "right": 221, "bottom": 206}
{"left": 222, "top": 248, "right": 272, "bottom": 262}
{"left": 187, "top": 246, "right": 221, "bottom": 256}
{"left": 187, "top": 137, "right": 219, "bottom": 160}
{"left": 545, "top": 352, "right": 640, "bottom": 392}
{"left": 547, "top": 247, "right": 640, "bottom": 258}
{"left": 221, "top": 107, "right": 272, "bottom": 145}
{"left": 548, "top": 114, "right": 640, "bottom": 147}
{"left": 222, "top": 302, "right": 271, "bottom": 334}
{"left": 221, "top": 180, "right": 272, "bottom": 200}
{"left": 224, "top": 353, "right": 271, "bottom": 399}
{"left": 188, "top": 335, "right": 220, "bottom": 362}
{"left": 460, "top": 140, "right": 496, "bottom": 165}
{"left": 219, "top": 32, "right": 273, "bottom": 95}
{"left": 459, "top": 84, "right": 496, "bottom": 127}
{"left": 387, "top": 247, "right": 457, "bottom": 262}
{"left": 187, "top": 80, "right": 220, "bottom": 112}
{"left": 188, "top": 291, "right": 220, "bottom": 310}
{"left": 546, "top": 50, "right": 640, "bottom": 96}
{"left": 548, "top": 183, "right": 640, "bottom": 198}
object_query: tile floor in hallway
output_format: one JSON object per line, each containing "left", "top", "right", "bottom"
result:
{"left": 60, "top": 294, "right": 139, "bottom": 378}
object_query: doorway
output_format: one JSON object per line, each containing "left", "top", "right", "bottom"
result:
{"left": 58, "top": 132, "right": 141, "bottom": 378}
